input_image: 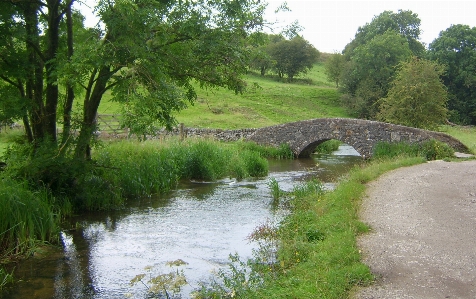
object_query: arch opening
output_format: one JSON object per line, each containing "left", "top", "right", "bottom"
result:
{"left": 298, "top": 139, "right": 363, "bottom": 158}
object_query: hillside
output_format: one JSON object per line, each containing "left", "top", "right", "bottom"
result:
{"left": 98, "top": 63, "right": 349, "bottom": 129}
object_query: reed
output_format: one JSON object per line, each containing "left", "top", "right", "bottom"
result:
{"left": 96, "top": 139, "right": 273, "bottom": 198}
{"left": 0, "top": 179, "right": 57, "bottom": 259}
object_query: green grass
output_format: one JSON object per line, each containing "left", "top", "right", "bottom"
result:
{"left": 439, "top": 125, "right": 476, "bottom": 154}
{"left": 0, "top": 128, "right": 25, "bottom": 157}
{"left": 97, "top": 63, "right": 346, "bottom": 129}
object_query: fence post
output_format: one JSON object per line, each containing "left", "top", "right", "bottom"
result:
{"left": 180, "top": 123, "right": 185, "bottom": 141}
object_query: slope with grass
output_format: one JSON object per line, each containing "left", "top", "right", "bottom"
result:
{"left": 98, "top": 63, "right": 347, "bottom": 129}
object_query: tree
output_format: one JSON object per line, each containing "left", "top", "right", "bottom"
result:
{"left": 343, "top": 10, "right": 424, "bottom": 57}
{"left": 266, "top": 35, "right": 319, "bottom": 80}
{"left": 340, "top": 30, "right": 412, "bottom": 118}
{"left": 249, "top": 34, "right": 278, "bottom": 76}
{"left": 0, "top": 0, "right": 266, "bottom": 159}
{"left": 377, "top": 57, "right": 448, "bottom": 130}
{"left": 324, "top": 53, "right": 345, "bottom": 87}
{"left": 428, "top": 24, "right": 476, "bottom": 125}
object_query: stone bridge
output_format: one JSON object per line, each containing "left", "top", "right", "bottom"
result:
{"left": 245, "top": 118, "right": 469, "bottom": 159}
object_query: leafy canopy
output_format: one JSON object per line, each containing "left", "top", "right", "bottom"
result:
{"left": 266, "top": 35, "right": 320, "bottom": 80}
{"left": 428, "top": 24, "right": 476, "bottom": 125}
{"left": 0, "top": 0, "right": 267, "bottom": 158}
{"left": 339, "top": 10, "right": 424, "bottom": 119}
{"left": 341, "top": 30, "right": 412, "bottom": 118}
{"left": 377, "top": 57, "right": 448, "bottom": 130}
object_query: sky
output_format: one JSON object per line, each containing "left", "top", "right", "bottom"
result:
{"left": 76, "top": 0, "right": 476, "bottom": 53}
{"left": 265, "top": 0, "right": 476, "bottom": 53}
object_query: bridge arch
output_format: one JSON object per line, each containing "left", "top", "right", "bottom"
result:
{"left": 246, "top": 118, "right": 469, "bottom": 159}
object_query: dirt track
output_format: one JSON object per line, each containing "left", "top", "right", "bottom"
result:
{"left": 354, "top": 160, "right": 476, "bottom": 299}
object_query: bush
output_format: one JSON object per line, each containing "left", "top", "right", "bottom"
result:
{"left": 2, "top": 141, "right": 122, "bottom": 212}
{"left": 420, "top": 139, "right": 454, "bottom": 160}
{"left": 373, "top": 139, "right": 454, "bottom": 161}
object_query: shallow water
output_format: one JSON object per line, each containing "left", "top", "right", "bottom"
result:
{"left": 2, "top": 146, "right": 361, "bottom": 299}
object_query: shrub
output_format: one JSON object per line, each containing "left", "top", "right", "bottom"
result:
{"left": 373, "top": 139, "right": 454, "bottom": 161}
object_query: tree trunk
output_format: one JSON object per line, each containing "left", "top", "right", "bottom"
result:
{"left": 44, "top": 0, "right": 62, "bottom": 142}
{"left": 23, "top": 1, "right": 44, "bottom": 142}
{"left": 75, "top": 66, "right": 114, "bottom": 159}
{"left": 62, "top": 3, "right": 75, "bottom": 148}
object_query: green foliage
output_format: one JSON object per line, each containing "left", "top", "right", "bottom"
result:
{"left": 0, "top": 179, "right": 57, "bottom": 258}
{"left": 428, "top": 24, "right": 476, "bottom": 125}
{"left": 420, "top": 139, "right": 455, "bottom": 160}
{"left": 0, "top": 267, "right": 13, "bottom": 290}
{"left": 440, "top": 125, "right": 476, "bottom": 154}
{"left": 128, "top": 261, "right": 188, "bottom": 298}
{"left": 268, "top": 178, "right": 282, "bottom": 200}
{"left": 344, "top": 10, "right": 424, "bottom": 56}
{"left": 341, "top": 9, "right": 423, "bottom": 119}
{"left": 266, "top": 35, "right": 320, "bottom": 80}
{"left": 372, "top": 139, "right": 455, "bottom": 161}
{"left": 314, "top": 139, "right": 341, "bottom": 154}
{"left": 324, "top": 53, "right": 346, "bottom": 87}
{"left": 193, "top": 253, "right": 264, "bottom": 299}
{"left": 378, "top": 57, "right": 448, "bottom": 130}
{"left": 0, "top": 0, "right": 267, "bottom": 158}
{"left": 96, "top": 139, "right": 273, "bottom": 199}
{"left": 182, "top": 141, "right": 232, "bottom": 181}
{"left": 341, "top": 31, "right": 412, "bottom": 118}
{"left": 236, "top": 142, "right": 294, "bottom": 159}
{"left": 2, "top": 141, "right": 121, "bottom": 212}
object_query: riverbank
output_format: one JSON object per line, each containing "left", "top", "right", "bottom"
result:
{"left": 355, "top": 160, "right": 476, "bottom": 298}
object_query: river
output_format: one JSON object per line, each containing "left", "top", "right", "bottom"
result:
{"left": 2, "top": 145, "right": 362, "bottom": 299}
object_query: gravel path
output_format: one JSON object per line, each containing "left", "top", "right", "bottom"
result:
{"left": 354, "top": 160, "right": 476, "bottom": 299}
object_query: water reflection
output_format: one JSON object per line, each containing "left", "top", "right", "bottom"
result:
{"left": 3, "top": 145, "right": 361, "bottom": 299}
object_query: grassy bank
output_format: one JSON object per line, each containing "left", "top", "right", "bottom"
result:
{"left": 194, "top": 140, "right": 459, "bottom": 298}
{"left": 194, "top": 156, "right": 427, "bottom": 299}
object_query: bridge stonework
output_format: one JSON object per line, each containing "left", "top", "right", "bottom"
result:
{"left": 245, "top": 118, "right": 469, "bottom": 158}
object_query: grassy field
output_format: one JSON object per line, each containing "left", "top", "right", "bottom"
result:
{"left": 98, "top": 63, "right": 346, "bottom": 129}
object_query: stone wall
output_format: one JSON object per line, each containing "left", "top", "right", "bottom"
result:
{"left": 155, "top": 126, "right": 257, "bottom": 142}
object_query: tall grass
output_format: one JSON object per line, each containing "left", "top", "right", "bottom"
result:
{"left": 96, "top": 139, "right": 273, "bottom": 198}
{"left": 0, "top": 179, "right": 57, "bottom": 259}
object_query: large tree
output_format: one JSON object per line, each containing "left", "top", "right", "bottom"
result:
{"left": 0, "top": 0, "right": 266, "bottom": 158}
{"left": 377, "top": 57, "right": 448, "bottom": 130}
{"left": 340, "top": 30, "right": 412, "bottom": 118}
{"left": 343, "top": 10, "right": 424, "bottom": 56}
{"left": 339, "top": 10, "right": 424, "bottom": 119}
{"left": 428, "top": 24, "right": 476, "bottom": 125}
{"left": 266, "top": 35, "right": 319, "bottom": 80}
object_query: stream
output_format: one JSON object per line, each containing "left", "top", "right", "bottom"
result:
{"left": 2, "top": 145, "right": 362, "bottom": 299}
